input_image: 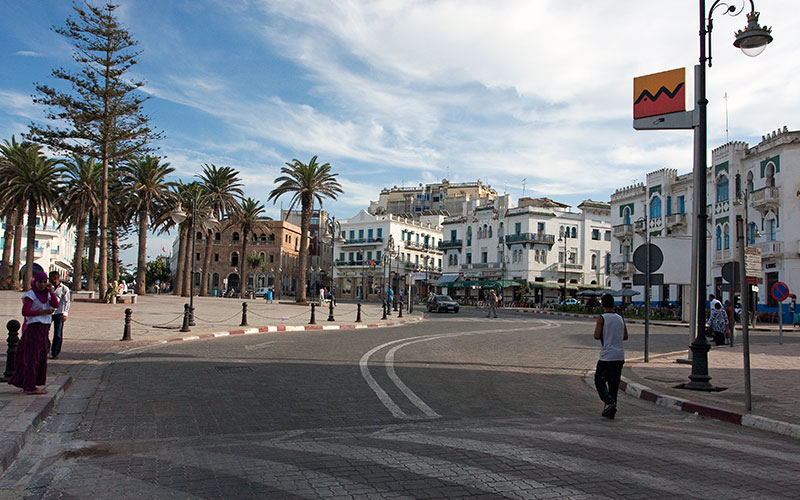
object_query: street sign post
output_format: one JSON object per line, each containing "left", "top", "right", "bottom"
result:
{"left": 633, "top": 242, "right": 663, "bottom": 363}
{"left": 771, "top": 281, "right": 790, "bottom": 344}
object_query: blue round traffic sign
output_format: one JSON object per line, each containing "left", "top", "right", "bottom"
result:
{"left": 771, "top": 281, "right": 790, "bottom": 302}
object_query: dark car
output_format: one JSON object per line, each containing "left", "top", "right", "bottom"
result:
{"left": 427, "top": 294, "right": 459, "bottom": 313}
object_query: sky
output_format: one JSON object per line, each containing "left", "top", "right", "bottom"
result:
{"left": 1, "top": 0, "right": 798, "bottom": 268}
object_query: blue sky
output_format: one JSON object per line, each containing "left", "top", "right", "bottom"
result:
{"left": 2, "top": 1, "right": 798, "bottom": 267}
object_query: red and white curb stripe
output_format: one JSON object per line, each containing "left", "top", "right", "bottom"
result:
{"left": 584, "top": 371, "right": 800, "bottom": 440}
{"left": 164, "top": 316, "right": 424, "bottom": 343}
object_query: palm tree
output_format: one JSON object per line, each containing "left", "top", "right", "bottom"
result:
{"left": 228, "top": 197, "right": 269, "bottom": 299}
{"left": 1, "top": 140, "right": 63, "bottom": 289}
{"left": 57, "top": 156, "right": 101, "bottom": 290}
{"left": 0, "top": 137, "right": 30, "bottom": 290}
{"left": 196, "top": 164, "right": 242, "bottom": 296}
{"left": 268, "top": 156, "right": 343, "bottom": 302}
{"left": 120, "top": 156, "right": 175, "bottom": 295}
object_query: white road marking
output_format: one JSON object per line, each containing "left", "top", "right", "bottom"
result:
{"left": 244, "top": 340, "right": 277, "bottom": 351}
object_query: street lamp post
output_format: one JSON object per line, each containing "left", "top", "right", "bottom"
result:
{"left": 325, "top": 216, "right": 342, "bottom": 298}
{"left": 685, "top": 0, "right": 772, "bottom": 391}
{"left": 559, "top": 230, "right": 569, "bottom": 300}
{"left": 170, "top": 199, "right": 218, "bottom": 328}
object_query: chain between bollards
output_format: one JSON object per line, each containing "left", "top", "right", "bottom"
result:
{"left": 356, "top": 303, "right": 362, "bottom": 323}
{"left": 327, "top": 297, "right": 335, "bottom": 321}
{"left": 309, "top": 303, "right": 316, "bottom": 324}
{"left": 180, "top": 303, "right": 191, "bottom": 332}
{"left": 240, "top": 302, "right": 248, "bottom": 326}
{"left": 121, "top": 308, "right": 132, "bottom": 341}
{"left": 2, "top": 320, "right": 21, "bottom": 381}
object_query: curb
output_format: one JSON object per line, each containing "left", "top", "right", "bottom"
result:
{"left": 0, "top": 375, "right": 72, "bottom": 474}
{"left": 583, "top": 371, "right": 800, "bottom": 440}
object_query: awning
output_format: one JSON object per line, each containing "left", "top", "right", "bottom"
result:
{"left": 54, "top": 260, "right": 73, "bottom": 271}
{"left": 435, "top": 274, "right": 460, "bottom": 286}
{"left": 448, "top": 280, "right": 523, "bottom": 288}
{"left": 529, "top": 282, "right": 561, "bottom": 289}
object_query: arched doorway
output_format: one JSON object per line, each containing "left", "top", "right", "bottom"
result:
{"left": 227, "top": 273, "right": 240, "bottom": 294}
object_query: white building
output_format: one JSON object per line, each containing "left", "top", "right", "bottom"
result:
{"left": 610, "top": 126, "right": 800, "bottom": 320}
{"left": 439, "top": 195, "right": 611, "bottom": 305}
{"left": 333, "top": 210, "right": 444, "bottom": 299}
{"left": 0, "top": 211, "right": 76, "bottom": 281}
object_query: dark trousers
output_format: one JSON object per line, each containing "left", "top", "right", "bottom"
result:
{"left": 595, "top": 360, "right": 624, "bottom": 405}
{"left": 51, "top": 314, "right": 64, "bottom": 357}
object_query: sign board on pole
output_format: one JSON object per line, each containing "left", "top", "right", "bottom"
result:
{"left": 745, "top": 246, "right": 763, "bottom": 284}
{"left": 633, "top": 68, "right": 694, "bottom": 130}
{"left": 771, "top": 281, "right": 790, "bottom": 302}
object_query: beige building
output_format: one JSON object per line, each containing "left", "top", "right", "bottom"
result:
{"left": 368, "top": 179, "right": 497, "bottom": 216}
{"left": 1, "top": 210, "right": 75, "bottom": 282}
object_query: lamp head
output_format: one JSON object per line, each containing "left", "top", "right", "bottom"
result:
{"left": 734, "top": 11, "right": 772, "bottom": 57}
{"left": 170, "top": 203, "right": 187, "bottom": 224}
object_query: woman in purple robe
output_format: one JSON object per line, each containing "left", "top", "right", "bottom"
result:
{"left": 9, "top": 271, "right": 58, "bottom": 395}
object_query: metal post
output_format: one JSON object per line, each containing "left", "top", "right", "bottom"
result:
{"left": 309, "top": 303, "right": 316, "bottom": 324}
{"left": 121, "top": 308, "right": 132, "bottom": 341}
{"left": 382, "top": 300, "right": 387, "bottom": 320}
{"left": 189, "top": 197, "right": 197, "bottom": 326}
{"left": 180, "top": 303, "right": 191, "bottom": 332}
{"left": 240, "top": 301, "right": 248, "bottom": 326}
{"left": 398, "top": 298, "right": 403, "bottom": 318}
{"left": 327, "top": 296, "right": 335, "bottom": 321}
{"left": 736, "top": 216, "right": 752, "bottom": 410}
{"left": 356, "top": 303, "right": 362, "bottom": 323}
{"left": 2, "top": 319, "right": 21, "bottom": 381}
{"left": 644, "top": 209, "right": 650, "bottom": 363}
{"left": 778, "top": 300, "right": 783, "bottom": 344}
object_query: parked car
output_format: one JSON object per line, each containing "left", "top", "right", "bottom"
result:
{"left": 427, "top": 295, "right": 460, "bottom": 313}
{"left": 254, "top": 287, "right": 269, "bottom": 298}
{"left": 559, "top": 298, "right": 580, "bottom": 306}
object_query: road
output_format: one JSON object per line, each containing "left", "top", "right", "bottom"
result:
{"left": 2, "top": 309, "right": 799, "bottom": 499}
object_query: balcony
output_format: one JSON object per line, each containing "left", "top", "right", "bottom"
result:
{"left": 666, "top": 213, "right": 687, "bottom": 228}
{"left": 634, "top": 220, "right": 646, "bottom": 233}
{"left": 405, "top": 240, "right": 439, "bottom": 253}
{"left": 438, "top": 239, "right": 463, "bottom": 250}
{"left": 558, "top": 262, "right": 583, "bottom": 272}
{"left": 342, "top": 237, "right": 383, "bottom": 246}
{"left": 612, "top": 224, "right": 633, "bottom": 239}
{"left": 713, "top": 249, "right": 733, "bottom": 262}
{"left": 461, "top": 262, "right": 503, "bottom": 270}
{"left": 504, "top": 232, "right": 555, "bottom": 245}
{"left": 749, "top": 186, "right": 780, "bottom": 211}
{"left": 754, "top": 240, "right": 783, "bottom": 258}
{"left": 611, "top": 261, "right": 635, "bottom": 275}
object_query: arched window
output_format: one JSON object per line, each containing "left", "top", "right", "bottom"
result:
{"left": 715, "top": 226, "right": 722, "bottom": 251}
{"left": 765, "top": 162, "right": 776, "bottom": 187}
{"left": 259, "top": 252, "right": 266, "bottom": 261}
{"left": 251, "top": 232, "right": 258, "bottom": 242}
{"left": 746, "top": 171, "right": 754, "bottom": 193}
{"left": 748, "top": 222, "right": 757, "bottom": 244}
{"left": 723, "top": 224, "right": 730, "bottom": 250}
{"left": 716, "top": 175, "right": 729, "bottom": 202}
{"left": 232, "top": 232, "right": 240, "bottom": 242}
{"left": 623, "top": 207, "right": 631, "bottom": 225}
{"left": 571, "top": 227, "right": 577, "bottom": 238}
{"left": 735, "top": 173, "right": 741, "bottom": 198}
{"left": 260, "top": 233, "right": 267, "bottom": 242}
{"left": 231, "top": 251, "right": 239, "bottom": 267}
{"left": 269, "top": 233, "right": 275, "bottom": 242}
{"left": 467, "top": 226, "right": 472, "bottom": 245}
{"left": 591, "top": 253, "right": 597, "bottom": 270}
{"left": 498, "top": 222, "right": 504, "bottom": 238}
{"left": 650, "top": 196, "right": 662, "bottom": 218}
{"left": 488, "top": 226, "right": 492, "bottom": 238}
{"left": 666, "top": 195, "right": 672, "bottom": 216}
{"left": 196, "top": 231, "right": 203, "bottom": 241}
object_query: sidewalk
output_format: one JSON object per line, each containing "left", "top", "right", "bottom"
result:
{"left": 619, "top": 339, "right": 800, "bottom": 439}
{"left": 0, "top": 290, "right": 421, "bottom": 475}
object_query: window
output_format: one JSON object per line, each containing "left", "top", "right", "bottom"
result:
{"left": 650, "top": 196, "right": 662, "bottom": 218}
{"left": 367, "top": 251, "right": 372, "bottom": 261}
{"left": 467, "top": 227, "right": 472, "bottom": 246}
{"left": 678, "top": 196, "right": 685, "bottom": 214}
{"left": 723, "top": 224, "right": 730, "bottom": 250}
{"left": 571, "top": 227, "right": 577, "bottom": 238}
{"left": 591, "top": 253, "right": 597, "bottom": 270}
{"left": 488, "top": 226, "right": 492, "bottom": 238}
{"left": 768, "top": 218, "right": 776, "bottom": 241}
{"left": 746, "top": 171, "right": 754, "bottom": 193}
{"left": 666, "top": 195, "right": 672, "bottom": 216}
{"left": 466, "top": 252, "right": 472, "bottom": 264}
{"left": 735, "top": 174, "right": 741, "bottom": 198}
{"left": 515, "top": 222, "right": 521, "bottom": 234}
{"left": 765, "top": 163, "right": 775, "bottom": 187}
{"left": 537, "top": 222, "right": 545, "bottom": 233}
{"left": 481, "top": 252, "right": 487, "bottom": 263}
{"left": 450, "top": 229, "right": 457, "bottom": 240}
{"left": 715, "top": 226, "right": 722, "bottom": 251}
{"left": 348, "top": 252, "right": 354, "bottom": 262}
{"left": 349, "top": 230, "right": 355, "bottom": 240}
{"left": 716, "top": 175, "right": 729, "bottom": 202}
{"left": 748, "top": 223, "right": 757, "bottom": 244}
{"left": 367, "top": 229, "right": 373, "bottom": 240}
{"left": 377, "top": 228, "right": 382, "bottom": 238}
{"left": 358, "top": 229, "right": 364, "bottom": 240}
{"left": 604, "top": 230, "right": 611, "bottom": 241}
{"left": 214, "top": 253, "right": 219, "bottom": 262}
{"left": 623, "top": 207, "right": 631, "bottom": 225}
{"left": 232, "top": 232, "right": 239, "bottom": 242}
{"left": 214, "top": 232, "right": 221, "bottom": 241}
{"left": 591, "top": 229, "right": 600, "bottom": 240}
{"left": 231, "top": 252, "right": 239, "bottom": 267}
{"left": 376, "top": 251, "right": 381, "bottom": 261}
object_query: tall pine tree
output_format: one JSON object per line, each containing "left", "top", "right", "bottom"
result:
{"left": 27, "top": 1, "right": 161, "bottom": 297}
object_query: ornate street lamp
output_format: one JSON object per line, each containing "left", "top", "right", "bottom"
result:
{"left": 558, "top": 229, "right": 569, "bottom": 301}
{"left": 685, "top": 0, "right": 772, "bottom": 391}
{"left": 170, "top": 200, "right": 219, "bottom": 327}
{"left": 325, "top": 216, "right": 342, "bottom": 297}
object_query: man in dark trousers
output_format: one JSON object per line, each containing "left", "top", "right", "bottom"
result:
{"left": 49, "top": 271, "right": 71, "bottom": 359}
{"left": 593, "top": 293, "right": 628, "bottom": 419}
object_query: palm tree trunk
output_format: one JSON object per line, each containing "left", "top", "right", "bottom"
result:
{"left": 71, "top": 213, "right": 87, "bottom": 290}
{"left": 1, "top": 212, "right": 15, "bottom": 289}
{"left": 24, "top": 198, "right": 37, "bottom": 290}
{"left": 297, "top": 198, "right": 312, "bottom": 302}
{"left": 86, "top": 212, "right": 98, "bottom": 292}
{"left": 98, "top": 143, "right": 109, "bottom": 306}
{"left": 111, "top": 228, "right": 121, "bottom": 283}
{"left": 136, "top": 208, "right": 148, "bottom": 295}
{"left": 11, "top": 208, "right": 23, "bottom": 290}
{"left": 173, "top": 222, "right": 186, "bottom": 295}
{"left": 182, "top": 224, "right": 192, "bottom": 297}
{"left": 200, "top": 230, "right": 212, "bottom": 296}
{"left": 240, "top": 234, "right": 247, "bottom": 299}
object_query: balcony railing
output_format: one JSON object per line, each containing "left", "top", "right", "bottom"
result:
{"left": 666, "top": 213, "right": 687, "bottom": 227}
{"left": 461, "top": 262, "right": 503, "bottom": 270}
{"left": 754, "top": 240, "right": 783, "bottom": 257}
{"left": 558, "top": 262, "right": 583, "bottom": 271}
{"left": 404, "top": 240, "right": 439, "bottom": 252}
{"left": 749, "top": 186, "right": 780, "bottom": 210}
{"left": 504, "top": 232, "right": 555, "bottom": 245}
{"left": 634, "top": 220, "right": 646, "bottom": 233}
{"left": 438, "top": 239, "right": 463, "bottom": 249}
{"left": 713, "top": 249, "right": 733, "bottom": 262}
{"left": 611, "top": 261, "right": 635, "bottom": 275}
{"left": 612, "top": 224, "right": 633, "bottom": 239}
{"left": 342, "top": 237, "right": 383, "bottom": 246}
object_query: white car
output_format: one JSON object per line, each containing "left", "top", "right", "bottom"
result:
{"left": 254, "top": 287, "right": 270, "bottom": 298}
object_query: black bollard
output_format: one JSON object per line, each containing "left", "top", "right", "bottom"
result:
{"left": 121, "top": 308, "right": 132, "bottom": 341}
{"left": 327, "top": 297, "right": 335, "bottom": 321}
{"left": 180, "top": 303, "right": 191, "bottom": 332}
{"left": 387, "top": 298, "right": 392, "bottom": 316}
{"left": 393, "top": 298, "right": 398, "bottom": 311}
{"left": 240, "top": 302, "right": 248, "bottom": 326}
{"left": 309, "top": 303, "right": 316, "bottom": 324}
{"left": 398, "top": 298, "right": 403, "bottom": 318}
{"left": 356, "top": 303, "right": 362, "bottom": 323}
{"left": 2, "top": 320, "right": 21, "bottom": 381}
{"left": 188, "top": 305, "right": 196, "bottom": 327}
{"left": 382, "top": 300, "right": 388, "bottom": 320}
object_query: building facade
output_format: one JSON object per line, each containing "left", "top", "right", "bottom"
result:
{"left": 282, "top": 209, "right": 332, "bottom": 291}
{"left": 368, "top": 179, "right": 497, "bottom": 215}
{"left": 1, "top": 210, "right": 76, "bottom": 282}
{"left": 332, "top": 210, "right": 444, "bottom": 300}
{"left": 439, "top": 195, "right": 611, "bottom": 304}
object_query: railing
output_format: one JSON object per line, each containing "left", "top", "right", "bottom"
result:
{"left": 342, "top": 237, "right": 383, "bottom": 245}
{"left": 503, "top": 233, "right": 555, "bottom": 245}
{"left": 666, "top": 213, "right": 687, "bottom": 227}
{"left": 612, "top": 224, "right": 632, "bottom": 238}
{"left": 754, "top": 240, "right": 783, "bottom": 257}
{"left": 611, "top": 261, "right": 635, "bottom": 275}
{"left": 634, "top": 220, "right": 646, "bottom": 232}
{"left": 749, "top": 186, "right": 780, "bottom": 208}
{"left": 558, "top": 262, "right": 583, "bottom": 271}
{"left": 713, "top": 249, "right": 732, "bottom": 262}
{"left": 461, "top": 262, "right": 503, "bottom": 270}
{"left": 438, "top": 239, "right": 463, "bottom": 249}
{"left": 405, "top": 241, "right": 439, "bottom": 252}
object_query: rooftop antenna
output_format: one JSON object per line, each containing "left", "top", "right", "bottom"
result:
{"left": 521, "top": 178, "right": 527, "bottom": 198}
{"left": 724, "top": 92, "right": 729, "bottom": 142}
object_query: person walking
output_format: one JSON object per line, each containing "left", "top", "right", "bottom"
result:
{"left": 708, "top": 301, "right": 728, "bottom": 346}
{"left": 486, "top": 289, "right": 498, "bottom": 318}
{"left": 9, "top": 271, "right": 59, "bottom": 395}
{"left": 48, "top": 271, "right": 70, "bottom": 359}
{"left": 593, "top": 293, "right": 628, "bottom": 419}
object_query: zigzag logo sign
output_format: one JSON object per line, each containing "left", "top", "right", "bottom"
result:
{"left": 633, "top": 68, "right": 686, "bottom": 119}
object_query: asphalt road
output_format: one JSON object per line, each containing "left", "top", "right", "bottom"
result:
{"left": 2, "top": 310, "right": 799, "bottom": 499}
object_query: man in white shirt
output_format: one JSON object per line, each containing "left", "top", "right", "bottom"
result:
{"left": 49, "top": 271, "right": 71, "bottom": 360}
{"left": 593, "top": 293, "right": 628, "bottom": 419}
